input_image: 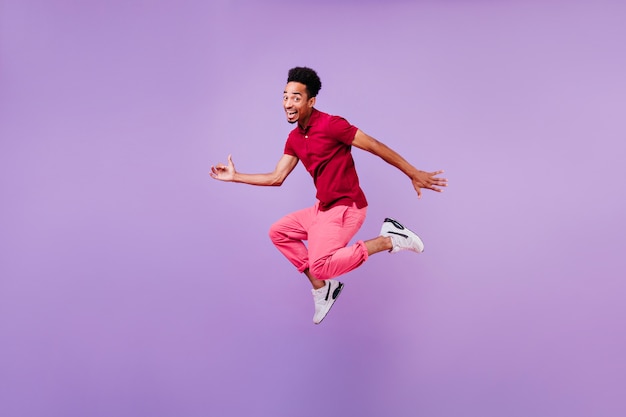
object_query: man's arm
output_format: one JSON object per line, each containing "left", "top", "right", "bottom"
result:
{"left": 210, "top": 153, "right": 299, "bottom": 186}
{"left": 352, "top": 129, "right": 448, "bottom": 198}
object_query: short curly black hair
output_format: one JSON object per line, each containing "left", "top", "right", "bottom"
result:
{"left": 287, "top": 67, "right": 322, "bottom": 98}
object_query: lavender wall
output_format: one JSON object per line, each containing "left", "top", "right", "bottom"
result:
{"left": 1, "top": 1, "right": 625, "bottom": 416}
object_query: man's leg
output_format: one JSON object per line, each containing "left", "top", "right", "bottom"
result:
{"left": 305, "top": 203, "right": 371, "bottom": 324}
{"left": 307, "top": 203, "right": 368, "bottom": 281}
{"left": 305, "top": 213, "right": 415, "bottom": 283}
{"left": 303, "top": 269, "right": 325, "bottom": 290}
{"left": 269, "top": 204, "right": 349, "bottom": 324}
{"left": 268, "top": 205, "right": 317, "bottom": 274}
{"left": 270, "top": 205, "right": 423, "bottom": 324}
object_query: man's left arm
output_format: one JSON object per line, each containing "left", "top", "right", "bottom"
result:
{"left": 352, "top": 129, "right": 448, "bottom": 198}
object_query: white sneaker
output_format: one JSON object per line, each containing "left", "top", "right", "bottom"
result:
{"left": 312, "top": 280, "right": 344, "bottom": 324}
{"left": 380, "top": 218, "right": 425, "bottom": 253}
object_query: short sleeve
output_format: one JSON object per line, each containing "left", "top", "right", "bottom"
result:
{"left": 327, "top": 116, "right": 358, "bottom": 145}
{"left": 284, "top": 136, "right": 296, "bottom": 156}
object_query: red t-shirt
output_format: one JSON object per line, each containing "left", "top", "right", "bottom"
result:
{"left": 284, "top": 108, "right": 368, "bottom": 211}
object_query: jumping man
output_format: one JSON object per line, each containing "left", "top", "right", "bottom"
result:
{"left": 210, "top": 67, "right": 447, "bottom": 324}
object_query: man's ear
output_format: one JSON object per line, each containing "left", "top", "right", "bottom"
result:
{"left": 308, "top": 96, "right": 316, "bottom": 107}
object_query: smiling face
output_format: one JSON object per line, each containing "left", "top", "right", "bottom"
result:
{"left": 283, "top": 81, "right": 316, "bottom": 127}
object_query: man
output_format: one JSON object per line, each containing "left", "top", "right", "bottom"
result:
{"left": 210, "top": 67, "right": 447, "bottom": 324}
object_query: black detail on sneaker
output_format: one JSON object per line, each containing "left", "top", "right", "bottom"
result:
{"left": 387, "top": 230, "right": 409, "bottom": 239}
{"left": 325, "top": 282, "right": 332, "bottom": 301}
{"left": 384, "top": 218, "right": 405, "bottom": 230}
{"left": 332, "top": 282, "right": 344, "bottom": 299}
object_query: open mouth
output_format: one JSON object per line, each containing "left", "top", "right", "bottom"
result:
{"left": 286, "top": 110, "right": 297, "bottom": 118}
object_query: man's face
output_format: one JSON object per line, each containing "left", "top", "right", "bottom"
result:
{"left": 283, "top": 81, "right": 316, "bottom": 125}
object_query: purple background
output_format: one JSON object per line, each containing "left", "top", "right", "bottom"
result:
{"left": 2, "top": 0, "right": 625, "bottom": 416}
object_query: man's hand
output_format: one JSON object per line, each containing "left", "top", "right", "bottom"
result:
{"left": 411, "top": 169, "right": 448, "bottom": 198}
{"left": 210, "top": 154, "right": 236, "bottom": 182}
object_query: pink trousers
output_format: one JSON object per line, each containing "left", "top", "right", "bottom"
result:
{"left": 268, "top": 202, "right": 369, "bottom": 280}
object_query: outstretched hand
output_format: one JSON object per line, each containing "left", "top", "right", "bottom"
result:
{"left": 210, "top": 154, "right": 236, "bottom": 182}
{"left": 411, "top": 169, "right": 448, "bottom": 198}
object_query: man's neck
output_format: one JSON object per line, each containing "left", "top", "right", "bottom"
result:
{"left": 298, "top": 108, "right": 315, "bottom": 130}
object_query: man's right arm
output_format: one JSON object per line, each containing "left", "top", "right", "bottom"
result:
{"left": 210, "top": 154, "right": 299, "bottom": 186}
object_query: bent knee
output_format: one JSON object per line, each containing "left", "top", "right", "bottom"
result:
{"left": 268, "top": 222, "right": 284, "bottom": 243}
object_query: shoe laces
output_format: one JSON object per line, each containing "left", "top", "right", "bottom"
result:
{"left": 312, "top": 284, "right": 330, "bottom": 302}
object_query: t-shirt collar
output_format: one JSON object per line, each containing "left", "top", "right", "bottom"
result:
{"left": 299, "top": 108, "right": 319, "bottom": 134}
